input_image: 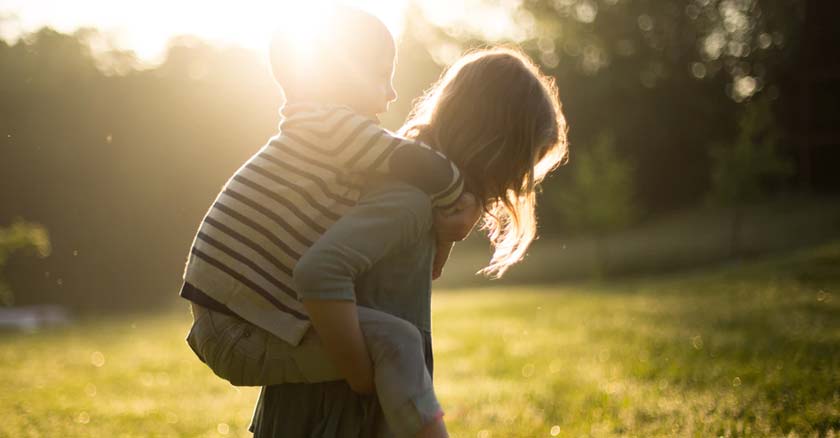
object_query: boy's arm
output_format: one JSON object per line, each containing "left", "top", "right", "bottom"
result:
{"left": 388, "top": 141, "right": 464, "bottom": 209}
{"left": 282, "top": 106, "right": 464, "bottom": 208}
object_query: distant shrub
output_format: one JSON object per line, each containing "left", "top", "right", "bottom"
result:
{"left": 551, "top": 132, "right": 637, "bottom": 276}
{"left": 0, "top": 220, "right": 51, "bottom": 306}
{"left": 554, "top": 132, "right": 637, "bottom": 234}
{"left": 708, "top": 99, "right": 793, "bottom": 205}
{"left": 708, "top": 99, "right": 793, "bottom": 256}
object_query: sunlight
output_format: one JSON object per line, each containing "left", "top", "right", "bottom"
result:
{"left": 0, "top": 0, "right": 532, "bottom": 64}
{"left": 158, "top": 0, "right": 407, "bottom": 63}
{"left": 0, "top": 0, "right": 409, "bottom": 63}
{"left": 265, "top": 2, "right": 324, "bottom": 43}
{"left": 263, "top": 2, "right": 333, "bottom": 65}
{"left": 417, "top": 0, "right": 535, "bottom": 42}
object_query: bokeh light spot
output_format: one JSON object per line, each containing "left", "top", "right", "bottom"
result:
{"left": 90, "top": 351, "right": 105, "bottom": 367}
{"left": 691, "top": 335, "right": 704, "bottom": 350}
{"left": 637, "top": 14, "right": 653, "bottom": 32}
{"left": 691, "top": 62, "right": 707, "bottom": 79}
{"left": 75, "top": 411, "right": 90, "bottom": 424}
{"left": 521, "top": 363, "right": 536, "bottom": 377}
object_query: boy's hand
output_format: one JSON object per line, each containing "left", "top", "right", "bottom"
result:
{"left": 434, "top": 192, "right": 482, "bottom": 243}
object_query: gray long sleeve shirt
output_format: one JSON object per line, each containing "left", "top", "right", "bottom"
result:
{"left": 291, "top": 180, "right": 436, "bottom": 333}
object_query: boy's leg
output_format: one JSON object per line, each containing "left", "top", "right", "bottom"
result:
{"left": 186, "top": 303, "right": 341, "bottom": 386}
{"left": 187, "top": 303, "right": 443, "bottom": 435}
{"left": 356, "top": 306, "right": 443, "bottom": 438}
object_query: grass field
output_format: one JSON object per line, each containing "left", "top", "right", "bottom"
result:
{"left": 1, "top": 242, "right": 839, "bottom": 437}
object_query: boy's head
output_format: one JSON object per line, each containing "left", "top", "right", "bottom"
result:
{"left": 270, "top": 5, "right": 397, "bottom": 117}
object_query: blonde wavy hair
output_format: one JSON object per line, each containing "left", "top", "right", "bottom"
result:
{"left": 401, "top": 47, "right": 569, "bottom": 278}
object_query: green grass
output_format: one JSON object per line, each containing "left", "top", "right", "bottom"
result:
{"left": 2, "top": 243, "right": 839, "bottom": 437}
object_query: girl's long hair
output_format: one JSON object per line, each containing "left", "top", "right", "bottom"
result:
{"left": 401, "top": 47, "right": 569, "bottom": 278}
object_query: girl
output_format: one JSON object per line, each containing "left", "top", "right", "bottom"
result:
{"left": 250, "top": 47, "right": 569, "bottom": 437}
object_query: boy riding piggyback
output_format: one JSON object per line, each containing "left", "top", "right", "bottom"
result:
{"left": 181, "top": 5, "right": 479, "bottom": 438}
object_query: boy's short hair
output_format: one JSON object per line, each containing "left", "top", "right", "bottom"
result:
{"left": 269, "top": 5, "right": 394, "bottom": 102}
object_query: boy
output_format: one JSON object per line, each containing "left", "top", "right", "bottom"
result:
{"left": 181, "top": 5, "right": 476, "bottom": 437}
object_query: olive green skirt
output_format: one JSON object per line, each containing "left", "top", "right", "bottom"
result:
{"left": 249, "top": 330, "right": 434, "bottom": 438}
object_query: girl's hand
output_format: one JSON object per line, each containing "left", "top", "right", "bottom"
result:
{"left": 434, "top": 192, "right": 482, "bottom": 243}
{"left": 432, "top": 193, "right": 482, "bottom": 280}
{"left": 432, "top": 241, "right": 454, "bottom": 280}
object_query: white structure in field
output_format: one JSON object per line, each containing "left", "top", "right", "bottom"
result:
{"left": 0, "top": 305, "right": 71, "bottom": 331}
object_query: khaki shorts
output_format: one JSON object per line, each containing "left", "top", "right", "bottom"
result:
{"left": 185, "top": 303, "right": 442, "bottom": 436}
{"left": 186, "top": 303, "right": 341, "bottom": 385}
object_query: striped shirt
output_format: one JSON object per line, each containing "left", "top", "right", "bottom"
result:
{"left": 181, "top": 103, "right": 463, "bottom": 346}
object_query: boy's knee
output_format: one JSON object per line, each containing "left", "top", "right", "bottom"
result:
{"left": 371, "top": 317, "right": 423, "bottom": 361}
{"left": 392, "top": 318, "right": 423, "bottom": 345}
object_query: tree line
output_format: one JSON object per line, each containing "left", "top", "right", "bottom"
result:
{"left": 1, "top": 0, "right": 836, "bottom": 310}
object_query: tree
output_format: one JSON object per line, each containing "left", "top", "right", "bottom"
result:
{"left": 708, "top": 99, "right": 793, "bottom": 257}
{"left": 552, "top": 133, "right": 637, "bottom": 277}
{"left": 405, "top": 0, "right": 814, "bottom": 213}
{"left": 0, "top": 220, "right": 50, "bottom": 306}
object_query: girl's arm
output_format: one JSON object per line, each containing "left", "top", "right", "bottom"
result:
{"left": 302, "top": 299, "right": 374, "bottom": 394}
{"left": 292, "top": 183, "right": 433, "bottom": 394}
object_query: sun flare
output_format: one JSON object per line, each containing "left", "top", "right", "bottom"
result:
{"left": 1, "top": 0, "right": 524, "bottom": 64}
{"left": 184, "top": 0, "right": 409, "bottom": 62}
{"left": 0, "top": 0, "right": 409, "bottom": 62}
{"left": 265, "top": 2, "right": 336, "bottom": 62}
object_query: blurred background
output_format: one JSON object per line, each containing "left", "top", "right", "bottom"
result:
{"left": 2, "top": 1, "right": 840, "bottom": 437}
{"left": 2, "top": 0, "right": 838, "bottom": 312}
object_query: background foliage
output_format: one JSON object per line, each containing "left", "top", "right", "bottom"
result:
{"left": 1, "top": 0, "right": 838, "bottom": 309}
